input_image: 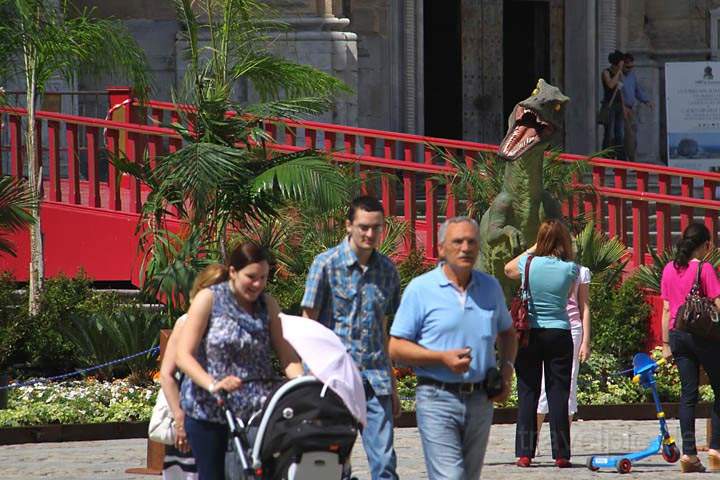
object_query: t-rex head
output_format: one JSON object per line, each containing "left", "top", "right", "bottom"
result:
{"left": 498, "top": 79, "right": 569, "bottom": 161}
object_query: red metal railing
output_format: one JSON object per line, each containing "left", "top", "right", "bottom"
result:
{"left": 2, "top": 87, "right": 720, "bottom": 268}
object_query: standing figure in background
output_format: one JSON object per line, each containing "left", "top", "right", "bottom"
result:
{"left": 600, "top": 50, "right": 626, "bottom": 158}
{"left": 621, "top": 53, "right": 653, "bottom": 162}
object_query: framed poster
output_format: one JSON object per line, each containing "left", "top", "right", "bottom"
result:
{"left": 665, "top": 62, "right": 720, "bottom": 173}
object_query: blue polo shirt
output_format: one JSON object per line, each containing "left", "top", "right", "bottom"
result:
{"left": 390, "top": 265, "right": 512, "bottom": 383}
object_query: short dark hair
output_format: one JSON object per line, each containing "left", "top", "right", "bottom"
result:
{"left": 608, "top": 50, "right": 624, "bottom": 65}
{"left": 623, "top": 52, "right": 635, "bottom": 62}
{"left": 348, "top": 195, "right": 384, "bottom": 222}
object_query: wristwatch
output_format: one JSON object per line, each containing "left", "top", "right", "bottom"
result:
{"left": 503, "top": 360, "right": 515, "bottom": 370}
{"left": 207, "top": 380, "right": 218, "bottom": 394}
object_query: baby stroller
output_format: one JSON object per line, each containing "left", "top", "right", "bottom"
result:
{"left": 221, "top": 376, "right": 359, "bottom": 480}
{"left": 223, "top": 314, "right": 367, "bottom": 479}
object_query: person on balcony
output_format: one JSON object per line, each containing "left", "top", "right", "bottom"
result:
{"left": 175, "top": 243, "right": 303, "bottom": 480}
{"left": 600, "top": 50, "right": 626, "bottom": 159}
{"left": 661, "top": 223, "right": 720, "bottom": 473}
{"left": 621, "top": 52, "right": 653, "bottom": 163}
{"left": 389, "top": 216, "right": 517, "bottom": 480}
{"left": 301, "top": 195, "right": 402, "bottom": 480}
{"left": 505, "top": 219, "right": 578, "bottom": 469}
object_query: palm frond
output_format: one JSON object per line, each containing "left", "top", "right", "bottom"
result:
{"left": 574, "top": 221, "right": 628, "bottom": 275}
{"left": 378, "top": 217, "right": 409, "bottom": 257}
{"left": 251, "top": 153, "right": 350, "bottom": 211}
{"left": 433, "top": 147, "right": 503, "bottom": 219}
{"left": 232, "top": 54, "right": 351, "bottom": 101}
{"left": 156, "top": 142, "right": 251, "bottom": 195}
{"left": 0, "top": 175, "right": 36, "bottom": 231}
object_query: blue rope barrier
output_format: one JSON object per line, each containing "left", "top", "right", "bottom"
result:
{"left": 0, "top": 346, "right": 160, "bottom": 391}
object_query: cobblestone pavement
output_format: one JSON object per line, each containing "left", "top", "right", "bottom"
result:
{"left": 0, "top": 419, "right": 711, "bottom": 479}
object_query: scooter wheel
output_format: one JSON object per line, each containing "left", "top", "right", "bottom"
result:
{"left": 616, "top": 458, "right": 632, "bottom": 474}
{"left": 586, "top": 456, "right": 599, "bottom": 471}
{"left": 662, "top": 443, "right": 681, "bottom": 463}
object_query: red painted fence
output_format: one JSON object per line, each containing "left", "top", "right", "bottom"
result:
{"left": 2, "top": 87, "right": 720, "bottom": 283}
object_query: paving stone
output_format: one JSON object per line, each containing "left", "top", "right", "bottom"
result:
{"left": 0, "top": 419, "right": 711, "bottom": 479}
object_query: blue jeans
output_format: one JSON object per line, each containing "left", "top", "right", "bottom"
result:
{"left": 670, "top": 329, "right": 720, "bottom": 455}
{"left": 362, "top": 383, "right": 398, "bottom": 480}
{"left": 415, "top": 385, "right": 494, "bottom": 480}
{"left": 184, "top": 416, "right": 228, "bottom": 480}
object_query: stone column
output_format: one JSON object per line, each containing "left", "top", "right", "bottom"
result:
{"left": 564, "top": 0, "right": 597, "bottom": 156}
{"left": 272, "top": 12, "right": 359, "bottom": 125}
{"left": 175, "top": 1, "right": 358, "bottom": 126}
{"left": 624, "top": 1, "right": 660, "bottom": 164}
{"left": 461, "top": 0, "right": 503, "bottom": 143}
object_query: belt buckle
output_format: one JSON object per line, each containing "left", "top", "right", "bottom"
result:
{"left": 459, "top": 382, "right": 475, "bottom": 394}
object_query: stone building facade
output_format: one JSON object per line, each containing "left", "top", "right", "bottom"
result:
{"left": 61, "top": 1, "right": 720, "bottom": 163}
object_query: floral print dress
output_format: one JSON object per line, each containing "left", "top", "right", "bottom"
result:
{"left": 181, "top": 282, "right": 275, "bottom": 423}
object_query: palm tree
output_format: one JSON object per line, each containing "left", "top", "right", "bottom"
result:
{"left": 0, "top": 175, "right": 35, "bottom": 257}
{"left": 0, "top": 0, "right": 150, "bottom": 314}
{"left": 113, "top": 0, "right": 352, "bottom": 317}
{"left": 574, "top": 221, "right": 629, "bottom": 275}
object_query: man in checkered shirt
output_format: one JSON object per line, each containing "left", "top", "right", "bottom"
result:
{"left": 302, "top": 195, "right": 401, "bottom": 480}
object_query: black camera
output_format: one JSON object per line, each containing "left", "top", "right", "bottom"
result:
{"left": 483, "top": 366, "right": 504, "bottom": 398}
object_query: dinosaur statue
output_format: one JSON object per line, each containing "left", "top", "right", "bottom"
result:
{"left": 476, "top": 78, "right": 570, "bottom": 299}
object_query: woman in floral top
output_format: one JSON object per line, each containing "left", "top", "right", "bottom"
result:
{"left": 176, "top": 243, "right": 303, "bottom": 480}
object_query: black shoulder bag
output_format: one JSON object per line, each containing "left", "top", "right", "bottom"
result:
{"left": 675, "top": 261, "right": 720, "bottom": 342}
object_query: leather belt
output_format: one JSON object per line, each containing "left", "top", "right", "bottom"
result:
{"left": 417, "top": 376, "right": 484, "bottom": 394}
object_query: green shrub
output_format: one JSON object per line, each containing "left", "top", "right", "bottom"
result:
{"left": 0, "top": 272, "right": 28, "bottom": 370}
{"left": 266, "top": 273, "right": 306, "bottom": 315}
{"left": 22, "top": 273, "right": 93, "bottom": 372}
{"left": 397, "top": 248, "right": 434, "bottom": 293}
{"left": 590, "top": 274, "right": 650, "bottom": 364}
{"left": 65, "top": 291, "right": 166, "bottom": 384}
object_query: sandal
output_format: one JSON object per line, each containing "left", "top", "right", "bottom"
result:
{"left": 680, "top": 456, "right": 706, "bottom": 473}
{"left": 708, "top": 451, "right": 720, "bottom": 472}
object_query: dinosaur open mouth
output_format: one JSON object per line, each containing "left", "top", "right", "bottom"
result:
{"left": 498, "top": 107, "right": 555, "bottom": 160}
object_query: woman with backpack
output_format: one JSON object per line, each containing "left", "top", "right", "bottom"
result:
{"left": 661, "top": 223, "right": 720, "bottom": 473}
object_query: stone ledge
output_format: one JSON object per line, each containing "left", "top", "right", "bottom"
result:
{"left": 396, "top": 402, "right": 713, "bottom": 428}
{"left": 0, "top": 421, "right": 148, "bottom": 446}
{"left": 1, "top": 403, "right": 712, "bottom": 445}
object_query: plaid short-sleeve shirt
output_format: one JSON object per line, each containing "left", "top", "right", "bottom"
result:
{"left": 301, "top": 238, "right": 400, "bottom": 396}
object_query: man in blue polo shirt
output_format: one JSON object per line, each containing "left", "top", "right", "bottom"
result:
{"left": 389, "top": 216, "right": 517, "bottom": 479}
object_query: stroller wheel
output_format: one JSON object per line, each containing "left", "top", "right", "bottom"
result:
{"left": 616, "top": 458, "right": 632, "bottom": 474}
{"left": 586, "top": 456, "right": 599, "bottom": 471}
{"left": 662, "top": 443, "right": 681, "bottom": 463}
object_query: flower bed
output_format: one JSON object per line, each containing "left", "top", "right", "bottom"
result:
{"left": 0, "top": 379, "right": 158, "bottom": 427}
{"left": 1, "top": 346, "right": 715, "bottom": 429}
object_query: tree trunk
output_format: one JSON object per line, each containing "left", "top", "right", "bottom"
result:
{"left": 25, "top": 54, "right": 43, "bottom": 316}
